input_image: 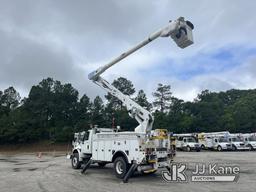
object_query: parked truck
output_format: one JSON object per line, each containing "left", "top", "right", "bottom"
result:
{"left": 174, "top": 134, "right": 201, "bottom": 152}
{"left": 69, "top": 17, "right": 194, "bottom": 182}
{"left": 197, "top": 131, "right": 231, "bottom": 150}
{"left": 238, "top": 133, "right": 256, "bottom": 151}
{"left": 213, "top": 137, "right": 232, "bottom": 151}
{"left": 227, "top": 134, "right": 250, "bottom": 151}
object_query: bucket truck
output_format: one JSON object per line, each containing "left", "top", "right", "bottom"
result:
{"left": 69, "top": 17, "right": 194, "bottom": 182}
{"left": 197, "top": 131, "right": 231, "bottom": 150}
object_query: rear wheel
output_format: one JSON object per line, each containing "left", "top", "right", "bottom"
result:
{"left": 71, "top": 153, "right": 81, "bottom": 169}
{"left": 113, "top": 157, "right": 128, "bottom": 179}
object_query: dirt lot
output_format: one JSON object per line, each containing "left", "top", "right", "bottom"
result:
{"left": 0, "top": 151, "right": 255, "bottom": 192}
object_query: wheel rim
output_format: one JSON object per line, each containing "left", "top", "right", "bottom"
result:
{"left": 73, "top": 157, "right": 78, "bottom": 166}
{"left": 116, "top": 161, "right": 123, "bottom": 174}
{"left": 218, "top": 146, "right": 221, "bottom": 151}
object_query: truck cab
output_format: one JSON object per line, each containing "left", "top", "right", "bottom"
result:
{"left": 213, "top": 137, "right": 232, "bottom": 151}
{"left": 176, "top": 136, "right": 201, "bottom": 152}
{"left": 243, "top": 136, "right": 256, "bottom": 150}
{"left": 228, "top": 136, "right": 249, "bottom": 151}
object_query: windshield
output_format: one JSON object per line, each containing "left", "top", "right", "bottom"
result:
{"left": 249, "top": 137, "right": 256, "bottom": 141}
{"left": 219, "top": 138, "right": 228, "bottom": 143}
{"left": 74, "top": 131, "right": 89, "bottom": 142}
{"left": 187, "top": 137, "right": 196, "bottom": 142}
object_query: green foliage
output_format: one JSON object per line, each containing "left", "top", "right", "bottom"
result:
{"left": 1, "top": 77, "right": 256, "bottom": 144}
{"left": 105, "top": 77, "right": 135, "bottom": 110}
{"left": 153, "top": 83, "right": 172, "bottom": 112}
{"left": 135, "top": 90, "right": 152, "bottom": 111}
{"left": 90, "top": 96, "right": 105, "bottom": 126}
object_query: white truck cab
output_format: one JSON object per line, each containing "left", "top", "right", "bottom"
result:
{"left": 228, "top": 136, "right": 249, "bottom": 151}
{"left": 241, "top": 135, "right": 256, "bottom": 150}
{"left": 175, "top": 135, "right": 201, "bottom": 152}
{"left": 213, "top": 137, "right": 232, "bottom": 151}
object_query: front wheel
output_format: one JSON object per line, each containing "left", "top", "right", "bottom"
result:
{"left": 71, "top": 153, "right": 81, "bottom": 169}
{"left": 113, "top": 157, "right": 128, "bottom": 179}
{"left": 217, "top": 145, "right": 222, "bottom": 152}
{"left": 248, "top": 145, "right": 253, "bottom": 151}
{"left": 232, "top": 145, "right": 237, "bottom": 151}
{"left": 186, "top": 146, "right": 191, "bottom": 152}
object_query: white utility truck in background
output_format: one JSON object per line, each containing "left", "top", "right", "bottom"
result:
{"left": 69, "top": 17, "right": 194, "bottom": 182}
{"left": 174, "top": 133, "right": 201, "bottom": 152}
{"left": 213, "top": 137, "right": 232, "bottom": 151}
{"left": 228, "top": 134, "right": 250, "bottom": 151}
{"left": 241, "top": 133, "right": 256, "bottom": 150}
{"left": 197, "top": 131, "right": 231, "bottom": 150}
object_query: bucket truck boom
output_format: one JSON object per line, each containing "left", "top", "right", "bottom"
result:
{"left": 88, "top": 17, "right": 194, "bottom": 134}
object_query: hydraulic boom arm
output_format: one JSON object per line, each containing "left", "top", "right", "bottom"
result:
{"left": 88, "top": 17, "right": 194, "bottom": 134}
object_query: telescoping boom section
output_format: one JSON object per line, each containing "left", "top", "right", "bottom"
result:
{"left": 88, "top": 17, "right": 194, "bottom": 134}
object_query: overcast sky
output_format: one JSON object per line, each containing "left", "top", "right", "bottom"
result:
{"left": 0, "top": 0, "right": 256, "bottom": 101}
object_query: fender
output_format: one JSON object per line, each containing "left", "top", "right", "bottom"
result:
{"left": 112, "top": 150, "right": 130, "bottom": 164}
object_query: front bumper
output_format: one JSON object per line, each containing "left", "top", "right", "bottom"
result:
{"left": 236, "top": 146, "right": 250, "bottom": 150}
{"left": 191, "top": 145, "right": 201, "bottom": 151}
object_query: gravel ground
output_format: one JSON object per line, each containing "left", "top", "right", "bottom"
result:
{"left": 0, "top": 151, "right": 256, "bottom": 192}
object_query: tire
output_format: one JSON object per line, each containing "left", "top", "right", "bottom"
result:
{"left": 98, "top": 162, "right": 107, "bottom": 167}
{"left": 196, "top": 148, "right": 201, "bottom": 152}
{"left": 232, "top": 145, "right": 237, "bottom": 151}
{"left": 217, "top": 145, "right": 222, "bottom": 152}
{"left": 186, "top": 146, "right": 191, "bottom": 152}
{"left": 71, "top": 153, "right": 81, "bottom": 169}
{"left": 201, "top": 145, "right": 205, "bottom": 150}
{"left": 248, "top": 145, "right": 253, "bottom": 151}
{"left": 113, "top": 157, "right": 128, "bottom": 179}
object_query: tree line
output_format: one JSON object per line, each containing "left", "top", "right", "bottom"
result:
{"left": 1, "top": 77, "right": 256, "bottom": 144}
